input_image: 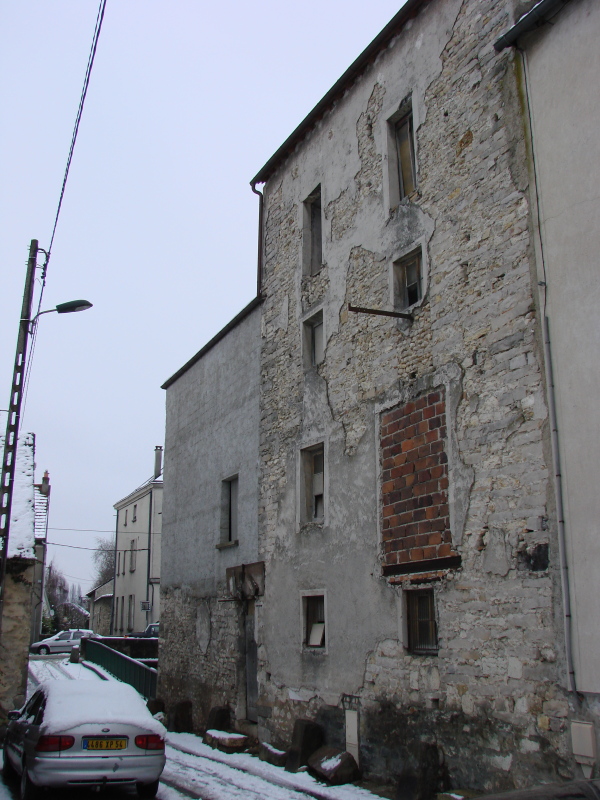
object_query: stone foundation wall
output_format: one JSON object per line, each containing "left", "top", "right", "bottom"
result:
{"left": 158, "top": 586, "right": 244, "bottom": 731}
{"left": 0, "top": 560, "right": 35, "bottom": 721}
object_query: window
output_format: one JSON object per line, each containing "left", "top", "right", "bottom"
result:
{"left": 123, "top": 509, "right": 128, "bottom": 527}
{"left": 386, "top": 97, "right": 416, "bottom": 209}
{"left": 303, "top": 594, "right": 325, "bottom": 648}
{"left": 129, "top": 539, "right": 136, "bottom": 572}
{"left": 119, "top": 596, "right": 125, "bottom": 632}
{"left": 394, "top": 249, "right": 422, "bottom": 309}
{"left": 301, "top": 444, "right": 325, "bottom": 523}
{"left": 132, "top": 504, "right": 137, "bottom": 523}
{"left": 303, "top": 310, "right": 324, "bottom": 368}
{"left": 127, "top": 595, "right": 134, "bottom": 632}
{"left": 219, "top": 476, "right": 239, "bottom": 546}
{"left": 406, "top": 589, "right": 438, "bottom": 655}
{"left": 303, "top": 185, "right": 323, "bottom": 275}
{"left": 117, "top": 551, "right": 121, "bottom": 576}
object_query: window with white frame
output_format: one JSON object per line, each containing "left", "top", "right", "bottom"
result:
{"left": 394, "top": 249, "right": 422, "bottom": 309}
{"left": 303, "top": 310, "right": 324, "bottom": 369}
{"left": 301, "top": 444, "right": 325, "bottom": 524}
{"left": 303, "top": 593, "right": 326, "bottom": 649}
{"left": 303, "top": 185, "right": 323, "bottom": 276}
{"left": 129, "top": 539, "right": 136, "bottom": 572}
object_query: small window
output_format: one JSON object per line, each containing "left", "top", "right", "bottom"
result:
{"left": 132, "top": 504, "right": 137, "bottom": 523}
{"left": 406, "top": 589, "right": 438, "bottom": 655}
{"left": 394, "top": 250, "right": 422, "bottom": 309}
{"left": 129, "top": 539, "right": 136, "bottom": 572}
{"left": 304, "top": 594, "right": 325, "bottom": 648}
{"left": 220, "top": 476, "right": 239, "bottom": 545}
{"left": 117, "top": 551, "right": 121, "bottom": 576}
{"left": 394, "top": 112, "right": 416, "bottom": 198}
{"left": 303, "top": 185, "right": 323, "bottom": 276}
{"left": 123, "top": 509, "right": 128, "bottom": 527}
{"left": 301, "top": 444, "right": 325, "bottom": 524}
{"left": 386, "top": 97, "right": 417, "bottom": 210}
{"left": 303, "top": 311, "right": 324, "bottom": 368}
{"left": 127, "top": 595, "right": 134, "bottom": 632}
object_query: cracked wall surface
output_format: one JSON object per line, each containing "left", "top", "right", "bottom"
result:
{"left": 255, "top": 0, "right": 570, "bottom": 792}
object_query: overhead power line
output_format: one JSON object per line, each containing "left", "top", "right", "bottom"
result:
{"left": 47, "top": 0, "right": 108, "bottom": 258}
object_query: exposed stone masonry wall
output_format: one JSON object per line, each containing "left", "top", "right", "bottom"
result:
{"left": 255, "top": 0, "right": 570, "bottom": 792}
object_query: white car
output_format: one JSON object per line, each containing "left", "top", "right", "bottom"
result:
{"left": 3, "top": 680, "right": 166, "bottom": 799}
{"left": 29, "top": 629, "right": 95, "bottom": 655}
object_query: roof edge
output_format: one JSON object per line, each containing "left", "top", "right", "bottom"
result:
{"left": 494, "top": 0, "right": 571, "bottom": 51}
{"left": 161, "top": 295, "right": 263, "bottom": 390}
{"left": 250, "top": 0, "right": 427, "bottom": 186}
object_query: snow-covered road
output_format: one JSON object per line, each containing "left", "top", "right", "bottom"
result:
{"left": 3, "top": 656, "right": 381, "bottom": 800}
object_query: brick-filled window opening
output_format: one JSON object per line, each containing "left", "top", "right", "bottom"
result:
{"left": 304, "top": 310, "right": 324, "bottom": 368}
{"left": 301, "top": 444, "right": 325, "bottom": 524}
{"left": 303, "top": 185, "right": 323, "bottom": 276}
{"left": 381, "top": 388, "right": 458, "bottom": 576}
{"left": 129, "top": 539, "right": 136, "bottom": 572}
{"left": 406, "top": 589, "right": 438, "bottom": 654}
{"left": 394, "top": 250, "right": 422, "bottom": 309}
{"left": 304, "top": 595, "right": 325, "bottom": 648}
{"left": 220, "top": 476, "right": 239, "bottom": 544}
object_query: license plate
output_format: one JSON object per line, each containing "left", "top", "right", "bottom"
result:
{"left": 82, "top": 738, "right": 127, "bottom": 750}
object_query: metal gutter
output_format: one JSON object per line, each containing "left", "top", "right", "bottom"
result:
{"left": 494, "top": 0, "right": 571, "bottom": 51}
{"left": 161, "top": 295, "right": 263, "bottom": 389}
{"left": 250, "top": 0, "right": 427, "bottom": 186}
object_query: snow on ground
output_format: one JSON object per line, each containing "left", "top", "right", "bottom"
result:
{"left": 167, "top": 733, "right": 379, "bottom": 800}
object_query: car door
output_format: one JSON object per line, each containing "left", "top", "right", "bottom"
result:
{"left": 51, "top": 631, "right": 72, "bottom": 653}
{"left": 6, "top": 691, "right": 44, "bottom": 768}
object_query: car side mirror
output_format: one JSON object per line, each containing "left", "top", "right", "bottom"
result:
{"left": 8, "top": 710, "right": 20, "bottom": 720}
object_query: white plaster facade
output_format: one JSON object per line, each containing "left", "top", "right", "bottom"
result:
{"left": 113, "top": 467, "right": 162, "bottom": 634}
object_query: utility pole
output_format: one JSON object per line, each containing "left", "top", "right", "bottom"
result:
{"left": 0, "top": 240, "right": 39, "bottom": 635}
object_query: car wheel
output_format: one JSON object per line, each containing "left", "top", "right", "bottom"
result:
{"left": 137, "top": 779, "right": 159, "bottom": 798}
{"left": 2, "top": 746, "right": 16, "bottom": 780}
{"left": 37, "top": 646, "right": 49, "bottom": 655}
{"left": 20, "top": 765, "right": 39, "bottom": 800}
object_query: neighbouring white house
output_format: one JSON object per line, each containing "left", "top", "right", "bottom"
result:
{"left": 112, "top": 447, "right": 163, "bottom": 635}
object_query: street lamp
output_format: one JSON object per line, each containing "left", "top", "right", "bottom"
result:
{"left": 0, "top": 239, "right": 93, "bottom": 634}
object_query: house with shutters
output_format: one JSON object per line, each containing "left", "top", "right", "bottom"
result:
{"left": 158, "top": 0, "right": 600, "bottom": 792}
{"left": 112, "top": 448, "right": 163, "bottom": 635}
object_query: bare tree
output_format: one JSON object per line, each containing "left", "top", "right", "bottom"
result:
{"left": 92, "top": 537, "right": 115, "bottom": 588}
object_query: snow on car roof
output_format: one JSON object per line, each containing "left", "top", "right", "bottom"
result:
{"left": 39, "top": 680, "right": 166, "bottom": 736}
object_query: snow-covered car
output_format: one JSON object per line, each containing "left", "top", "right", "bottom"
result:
{"left": 3, "top": 680, "right": 166, "bottom": 799}
{"left": 29, "top": 629, "right": 95, "bottom": 655}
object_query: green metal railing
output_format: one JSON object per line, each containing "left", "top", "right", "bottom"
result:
{"left": 84, "top": 639, "right": 157, "bottom": 699}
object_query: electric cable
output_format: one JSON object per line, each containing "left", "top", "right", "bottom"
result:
{"left": 47, "top": 0, "right": 108, "bottom": 259}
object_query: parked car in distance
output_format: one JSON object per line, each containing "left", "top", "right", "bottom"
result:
{"left": 3, "top": 680, "right": 166, "bottom": 799}
{"left": 128, "top": 623, "right": 159, "bottom": 638}
{"left": 29, "top": 629, "right": 95, "bottom": 655}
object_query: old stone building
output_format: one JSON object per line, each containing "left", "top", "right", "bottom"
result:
{"left": 159, "top": 300, "right": 263, "bottom": 731}
{"left": 159, "top": 0, "right": 600, "bottom": 792}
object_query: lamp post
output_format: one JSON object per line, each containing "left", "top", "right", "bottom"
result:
{"left": 0, "top": 239, "right": 92, "bottom": 635}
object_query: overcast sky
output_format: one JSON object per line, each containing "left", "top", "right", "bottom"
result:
{"left": 0, "top": 0, "right": 406, "bottom": 594}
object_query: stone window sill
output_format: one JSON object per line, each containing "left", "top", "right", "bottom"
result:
{"left": 216, "top": 540, "right": 239, "bottom": 550}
